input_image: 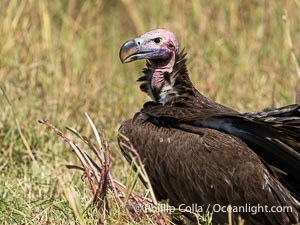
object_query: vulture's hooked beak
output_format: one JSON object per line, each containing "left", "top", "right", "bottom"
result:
{"left": 119, "top": 38, "right": 153, "bottom": 63}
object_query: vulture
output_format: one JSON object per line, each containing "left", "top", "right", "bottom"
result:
{"left": 118, "top": 29, "right": 300, "bottom": 225}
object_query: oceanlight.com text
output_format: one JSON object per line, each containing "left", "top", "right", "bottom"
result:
{"left": 139, "top": 203, "right": 293, "bottom": 215}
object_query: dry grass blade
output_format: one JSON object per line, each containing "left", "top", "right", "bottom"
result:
{"left": 1, "top": 87, "right": 36, "bottom": 162}
{"left": 118, "top": 132, "right": 173, "bottom": 224}
{"left": 282, "top": 10, "right": 300, "bottom": 79}
{"left": 118, "top": 132, "right": 158, "bottom": 206}
{"left": 38, "top": 118, "right": 172, "bottom": 224}
{"left": 85, "top": 112, "right": 105, "bottom": 164}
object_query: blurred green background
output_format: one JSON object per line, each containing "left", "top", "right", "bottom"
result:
{"left": 0, "top": 0, "right": 300, "bottom": 224}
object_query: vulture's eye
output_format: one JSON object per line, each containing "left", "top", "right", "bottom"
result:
{"left": 153, "top": 38, "right": 162, "bottom": 44}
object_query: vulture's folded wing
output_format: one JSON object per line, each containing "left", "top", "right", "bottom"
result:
{"left": 141, "top": 103, "right": 300, "bottom": 199}
{"left": 119, "top": 117, "right": 299, "bottom": 225}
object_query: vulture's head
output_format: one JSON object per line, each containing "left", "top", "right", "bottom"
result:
{"left": 119, "top": 29, "right": 179, "bottom": 64}
{"left": 119, "top": 29, "right": 189, "bottom": 104}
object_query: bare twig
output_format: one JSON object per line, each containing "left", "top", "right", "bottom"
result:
{"left": 38, "top": 119, "right": 97, "bottom": 195}
{"left": 66, "top": 126, "right": 103, "bottom": 166}
{"left": 38, "top": 117, "right": 171, "bottom": 224}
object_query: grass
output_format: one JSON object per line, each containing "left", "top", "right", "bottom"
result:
{"left": 1, "top": 0, "right": 300, "bottom": 224}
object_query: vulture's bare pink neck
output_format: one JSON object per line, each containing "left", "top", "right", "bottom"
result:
{"left": 150, "top": 53, "right": 176, "bottom": 92}
{"left": 139, "top": 50, "right": 196, "bottom": 105}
